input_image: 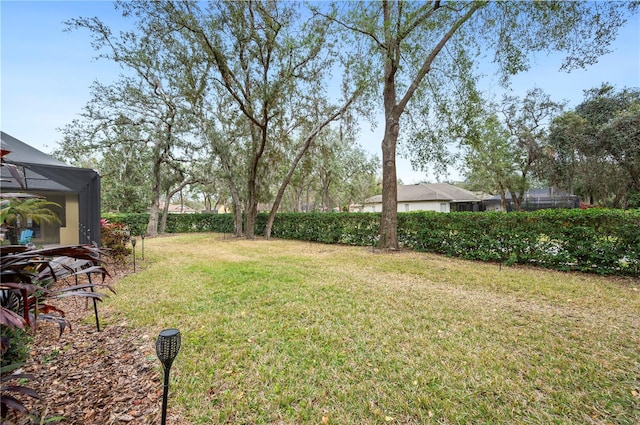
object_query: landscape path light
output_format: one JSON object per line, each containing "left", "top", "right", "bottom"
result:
{"left": 156, "top": 328, "right": 181, "bottom": 425}
{"left": 140, "top": 233, "right": 145, "bottom": 260}
{"left": 131, "top": 237, "right": 137, "bottom": 273}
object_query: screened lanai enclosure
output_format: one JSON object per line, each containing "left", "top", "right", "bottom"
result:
{"left": 1, "top": 132, "right": 101, "bottom": 246}
{"left": 484, "top": 188, "right": 581, "bottom": 212}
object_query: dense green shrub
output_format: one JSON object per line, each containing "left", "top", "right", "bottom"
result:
{"left": 165, "top": 212, "right": 235, "bottom": 234}
{"left": 102, "top": 213, "right": 149, "bottom": 237}
{"left": 105, "top": 209, "right": 640, "bottom": 276}
{"left": 102, "top": 213, "right": 235, "bottom": 235}
{"left": 397, "top": 209, "right": 640, "bottom": 275}
{"left": 255, "top": 213, "right": 379, "bottom": 245}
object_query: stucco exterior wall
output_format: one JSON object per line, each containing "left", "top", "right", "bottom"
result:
{"left": 59, "top": 194, "right": 79, "bottom": 245}
{"left": 365, "top": 201, "right": 451, "bottom": 213}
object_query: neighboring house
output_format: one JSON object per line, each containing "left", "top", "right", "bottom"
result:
{"left": 1, "top": 132, "right": 101, "bottom": 245}
{"left": 201, "top": 204, "right": 229, "bottom": 214}
{"left": 484, "top": 188, "right": 580, "bottom": 212}
{"left": 363, "top": 183, "right": 482, "bottom": 213}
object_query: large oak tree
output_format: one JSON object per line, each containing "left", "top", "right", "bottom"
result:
{"left": 547, "top": 84, "right": 640, "bottom": 207}
{"left": 326, "top": 1, "right": 637, "bottom": 249}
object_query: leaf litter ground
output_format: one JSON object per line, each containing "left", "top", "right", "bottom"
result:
{"left": 7, "top": 266, "right": 189, "bottom": 425}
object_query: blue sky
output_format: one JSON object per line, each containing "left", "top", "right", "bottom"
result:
{"left": 2, "top": 1, "right": 639, "bottom": 184}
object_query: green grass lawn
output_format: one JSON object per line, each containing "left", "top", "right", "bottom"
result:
{"left": 104, "top": 233, "right": 640, "bottom": 424}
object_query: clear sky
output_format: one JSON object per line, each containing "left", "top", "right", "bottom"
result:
{"left": 2, "top": 1, "right": 639, "bottom": 184}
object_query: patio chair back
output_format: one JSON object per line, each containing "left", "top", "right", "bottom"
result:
{"left": 18, "top": 229, "right": 34, "bottom": 244}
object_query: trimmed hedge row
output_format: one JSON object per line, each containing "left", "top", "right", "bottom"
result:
{"left": 104, "top": 209, "right": 640, "bottom": 276}
{"left": 102, "top": 212, "right": 236, "bottom": 236}
{"left": 397, "top": 209, "right": 640, "bottom": 276}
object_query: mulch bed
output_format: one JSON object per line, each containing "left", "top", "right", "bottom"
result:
{"left": 5, "top": 267, "right": 189, "bottom": 425}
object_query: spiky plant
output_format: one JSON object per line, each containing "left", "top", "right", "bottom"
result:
{"left": 0, "top": 244, "right": 113, "bottom": 422}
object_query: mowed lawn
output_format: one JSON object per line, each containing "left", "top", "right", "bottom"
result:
{"left": 104, "top": 234, "right": 640, "bottom": 424}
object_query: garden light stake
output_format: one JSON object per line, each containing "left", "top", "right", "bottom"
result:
{"left": 131, "top": 238, "right": 137, "bottom": 272}
{"left": 156, "top": 328, "right": 181, "bottom": 425}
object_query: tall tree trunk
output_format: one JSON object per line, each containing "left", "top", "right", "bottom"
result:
{"left": 322, "top": 171, "right": 332, "bottom": 212}
{"left": 376, "top": 1, "right": 479, "bottom": 249}
{"left": 295, "top": 187, "right": 303, "bottom": 212}
{"left": 245, "top": 197, "right": 258, "bottom": 239}
{"left": 510, "top": 191, "right": 523, "bottom": 211}
{"left": 379, "top": 114, "right": 400, "bottom": 250}
{"left": 232, "top": 202, "right": 243, "bottom": 237}
{"left": 159, "top": 180, "right": 194, "bottom": 234}
{"left": 217, "top": 156, "right": 244, "bottom": 237}
{"left": 498, "top": 182, "right": 508, "bottom": 211}
{"left": 226, "top": 184, "right": 243, "bottom": 238}
{"left": 147, "top": 200, "right": 160, "bottom": 237}
{"left": 146, "top": 157, "right": 162, "bottom": 237}
{"left": 159, "top": 194, "right": 171, "bottom": 234}
{"left": 379, "top": 23, "right": 401, "bottom": 250}
{"left": 245, "top": 123, "right": 267, "bottom": 239}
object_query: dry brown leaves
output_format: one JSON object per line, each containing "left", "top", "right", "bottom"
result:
{"left": 5, "top": 267, "right": 189, "bottom": 425}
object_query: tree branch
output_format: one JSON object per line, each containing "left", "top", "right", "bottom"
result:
{"left": 397, "top": 2, "right": 481, "bottom": 115}
{"left": 313, "top": 5, "right": 387, "bottom": 51}
{"left": 169, "top": 0, "right": 264, "bottom": 129}
{"left": 397, "top": 1, "right": 442, "bottom": 41}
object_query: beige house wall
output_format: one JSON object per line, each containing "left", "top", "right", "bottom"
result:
{"left": 365, "top": 200, "right": 450, "bottom": 213}
{"left": 59, "top": 194, "right": 79, "bottom": 245}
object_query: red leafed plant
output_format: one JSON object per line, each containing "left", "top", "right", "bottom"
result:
{"left": 0, "top": 244, "right": 114, "bottom": 422}
{"left": 100, "top": 218, "right": 132, "bottom": 265}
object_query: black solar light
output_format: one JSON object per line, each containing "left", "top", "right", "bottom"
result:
{"left": 156, "top": 328, "right": 181, "bottom": 425}
{"left": 140, "top": 233, "right": 146, "bottom": 260}
{"left": 131, "top": 238, "right": 137, "bottom": 272}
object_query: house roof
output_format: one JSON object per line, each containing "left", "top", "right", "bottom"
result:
{"left": 1, "top": 132, "right": 102, "bottom": 245}
{"left": 1, "top": 131, "right": 67, "bottom": 167}
{"left": 365, "top": 183, "right": 480, "bottom": 204}
{"left": 1, "top": 131, "right": 99, "bottom": 193}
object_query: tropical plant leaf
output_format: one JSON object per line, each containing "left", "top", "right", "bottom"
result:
{"left": 0, "top": 245, "right": 29, "bottom": 256}
{"left": 37, "top": 304, "right": 66, "bottom": 316}
{"left": 55, "top": 283, "right": 115, "bottom": 295}
{"left": 0, "top": 306, "right": 26, "bottom": 329}
{"left": 1, "top": 394, "right": 29, "bottom": 413}
{"left": 0, "top": 282, "right": 48, "bottom": 294}
{"left": 0, "top": 193, "right": 41, "bottom": 200}
{"left": 0, "top": 373, "right": 34, "bottom": 383}
{"left": 0, "top": 215, "right": 113, "bottom": 422}
{"left": 0, "top": 362, "right": 25, "bottom": 374}
{"left": 36, "top": 314, "right": 72, "bottom": 337}
{"left": 1, "top": 385, "right": 40, "bottom": 400}
{"left": 0, "top": 367, "right": 40, "bottom": 420}
{"left": 73, "top": 265, "right": 110, "bottom": 280}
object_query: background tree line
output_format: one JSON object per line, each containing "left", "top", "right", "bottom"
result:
{"left": 462, "top": 84, "right": 640, "bottom": 210}
{"left": 53, "top": 0, "right": 638, "bottom": 246}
